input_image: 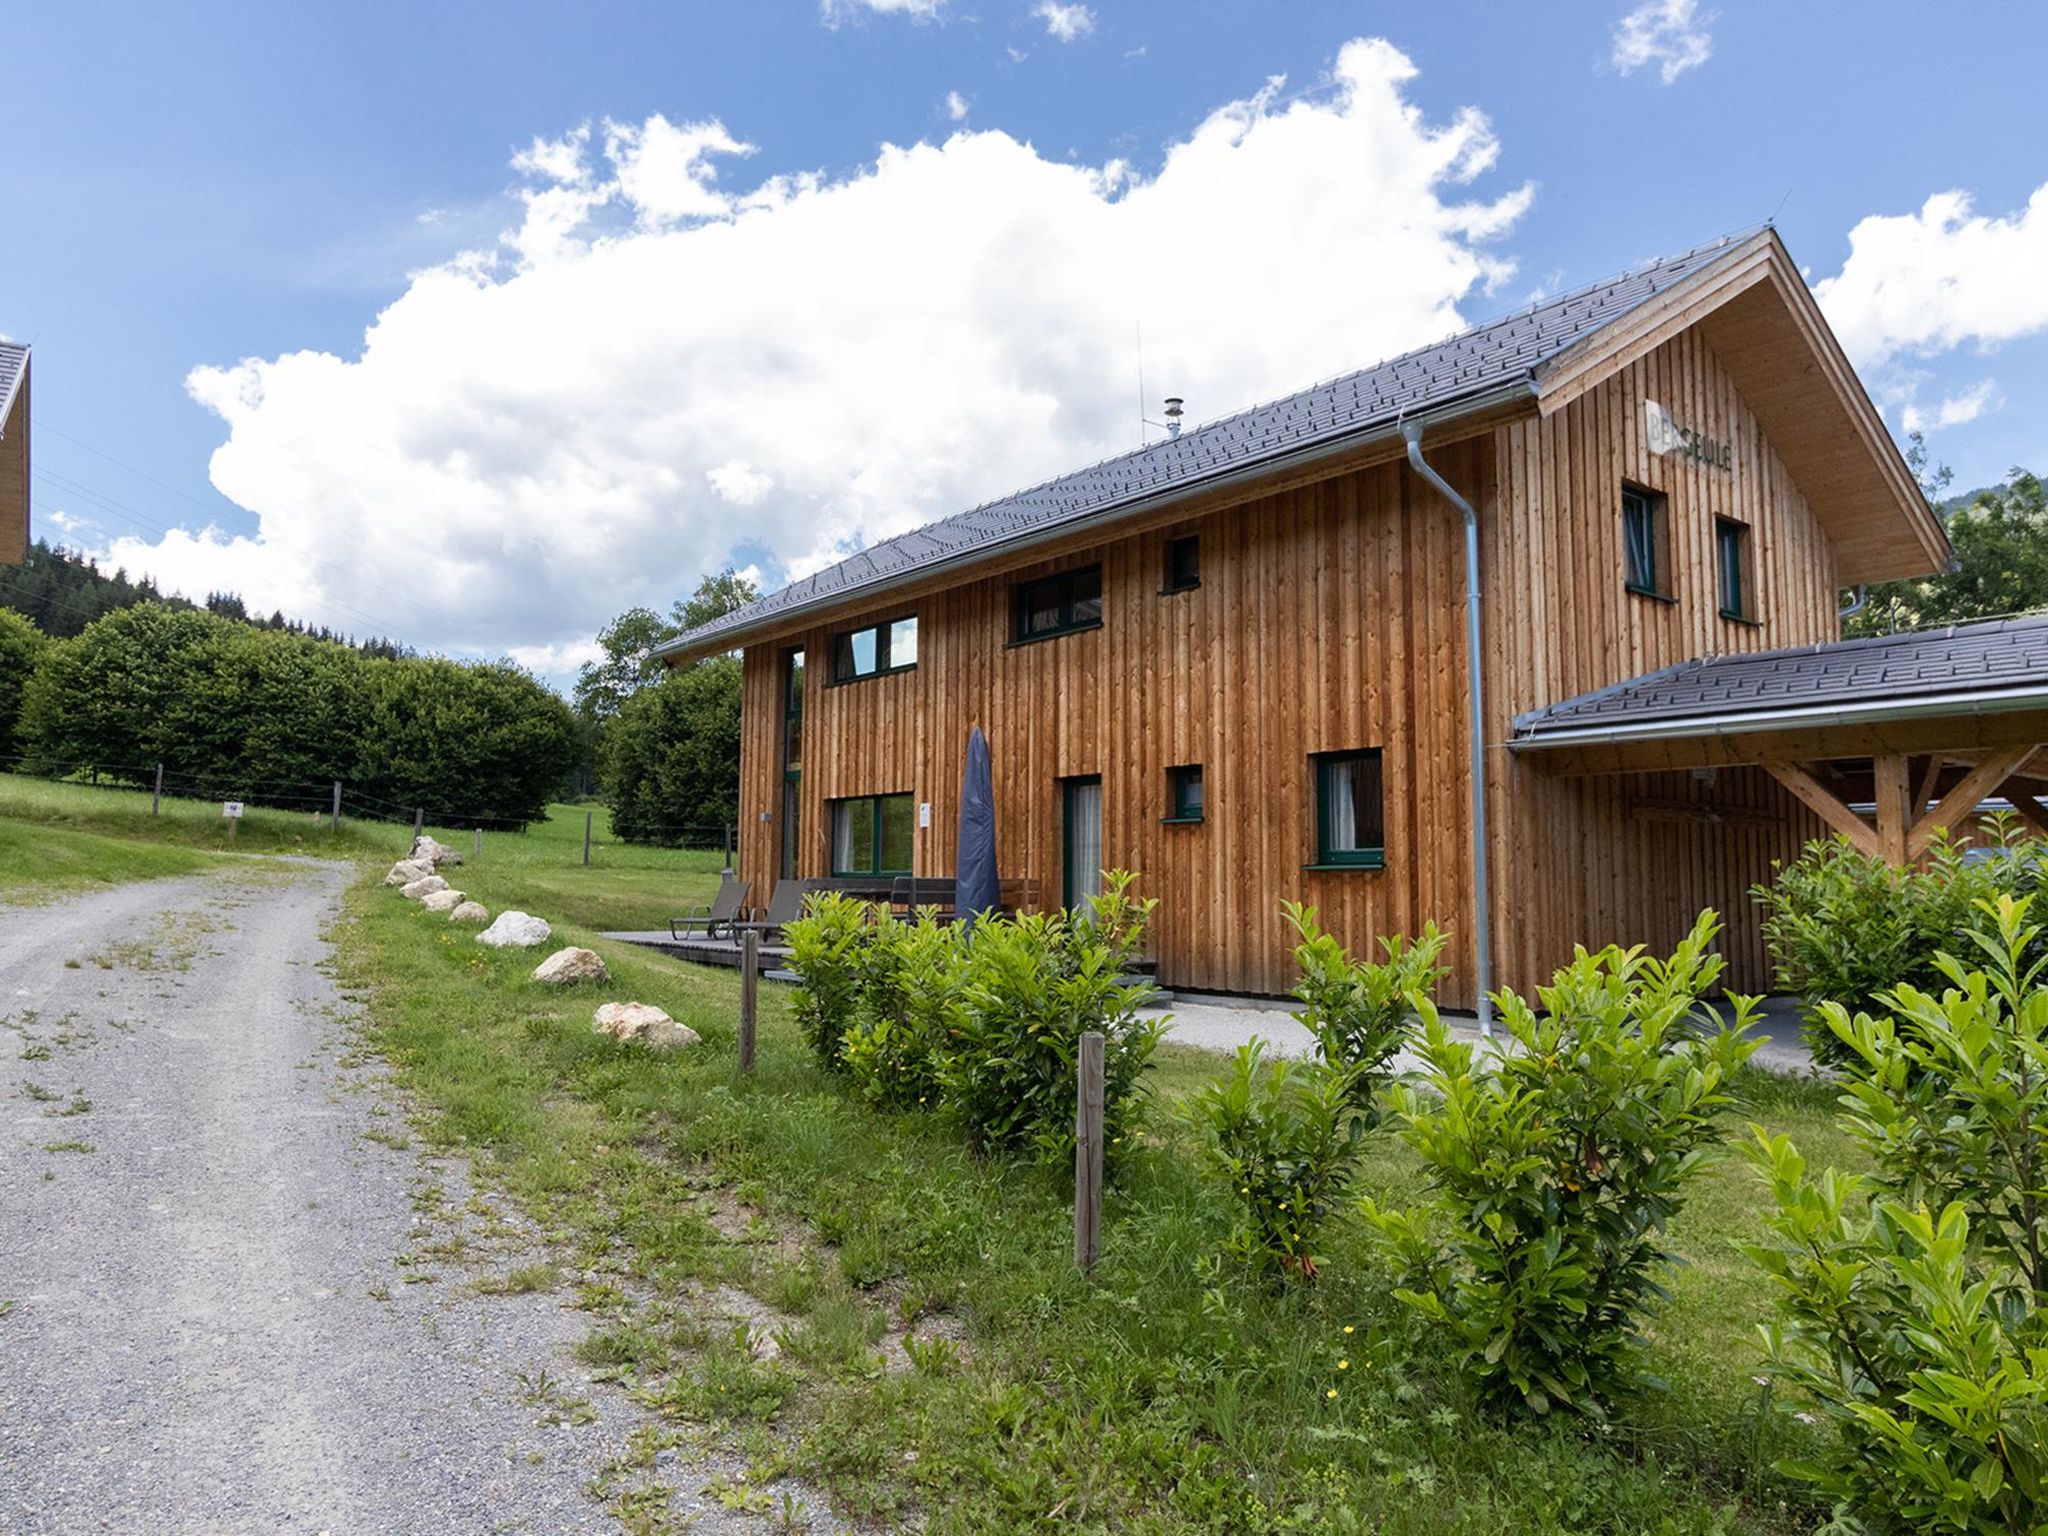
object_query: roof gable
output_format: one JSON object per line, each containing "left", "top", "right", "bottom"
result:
{"left": 0, "top": 342, "right": 27, "bottom": 439}
{"left": 1529, "top": 230, "right": 1946, "bottom": 585}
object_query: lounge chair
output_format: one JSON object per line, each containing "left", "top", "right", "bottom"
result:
{"left": 732, "top": 878, "right": 814, "bottom": 943}
{"left": 668, "top": 872, "right": 750, "bottom": 942}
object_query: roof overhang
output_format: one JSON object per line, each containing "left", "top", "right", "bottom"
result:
{"left": 1512, "top": 686, "right": 2048, "bottom": 775}
{"left": 1532, "top": 229, "right": 1949, "bottom": 585}
{"left": 653, "top": 375, "right": 1538, "bottom": 664}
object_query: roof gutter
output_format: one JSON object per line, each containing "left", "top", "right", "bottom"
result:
{"left": 1511, "top": 683, "right": 2048, "bottom": 752}
{"left": 653, "top": 376, "right": 1540, "bottom": 663}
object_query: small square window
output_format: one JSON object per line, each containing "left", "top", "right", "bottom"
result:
{"left": 1622, "top": 483, "right": 1670, "bottom": 599}
{"left": 1164, "top": 763, "right": 1204, "bottom": 823}
{"left": 1310, "top": 750, "right": 1384, "bottom": 869}
{"left": 830, "top": 793, "right": 914, "bottom": 875}
{"left": 1716, "top": 518, "right": 1756, "bottom": 622}
{"left": 1163, "top": 535, "right": 1201, "bottom": 593}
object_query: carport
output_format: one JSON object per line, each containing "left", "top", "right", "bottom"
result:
{"left": 1510, "top": 614, "right": 2048, "bottom": 867}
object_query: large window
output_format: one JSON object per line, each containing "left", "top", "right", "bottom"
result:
{"left": 830, "top": 793, "right": 914, "bottom": 876}
{"left": 1716, "top": 517, "right": 1756, "bottom": 622}
{"left": 779, "top": 648, "right": 804, "bottom": 879}
{"left": 830, "top": 615, "right": 917, "bottom": 683}
{"left": 1013, "top": 564, "right": 1103, "bottom": 643}
{"left": 1310, "top": 750, "right": 1384, "bottom": 869}
{"left": 1621, "top": 483, "right": 1670, "bottom": 599}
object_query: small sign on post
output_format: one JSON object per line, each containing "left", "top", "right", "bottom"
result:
{"left": 1074, "top": 1030, "right": 1105, "bottom": 1272}
{"left": 739, "top": 928, "right": 759, "bottom": 1073}
{"left": 222, "top": 801, "right": 243, "bottom": 844}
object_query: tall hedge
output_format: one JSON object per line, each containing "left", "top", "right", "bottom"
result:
{"left": 18, "top": 604, "right": 576, "bottom": 827}
{"left": 600, "top": 656, "right": 741, "bottom": 844}
{"left": 0, "top": 608, "right": 49, "bottom": 763}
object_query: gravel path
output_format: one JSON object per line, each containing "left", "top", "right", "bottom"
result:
{"left": 0, "top": 863, "right": 835, "bottom": 1535}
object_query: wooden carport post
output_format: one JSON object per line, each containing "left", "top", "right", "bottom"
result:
{"left": 1872, "top": 753, "right": 1913, "bottom": 865}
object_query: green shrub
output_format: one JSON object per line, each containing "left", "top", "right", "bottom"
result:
{"left": 1745, "top": 895, "right": 2048, "bottom": 1526}
{"left": 784, "top": 893, "right": 873, "bottom": 1071}
{"left": 1744, "top": 1138, "right": 2048, "bottom": 1531}
{"left": 841, "top": 915, "right": 965, "bottom": 1112}
{"left": 1364, "top": 911, "right": 1759, "bottom": 1417}
{"left": 1752, "top": 833, "right": 2027, "bottom": 1063}
{"left": 1283, "top": 902, "right": 1446, "bottom": 1121}
{"left": 1187, "top": 1043, "right": 1367, "bottom": 1281}
{"left": 939, "top": 870, "right": 1165, "bottom": 1165}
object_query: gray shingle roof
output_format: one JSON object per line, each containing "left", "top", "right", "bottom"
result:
{"left": 1512, "top": 615, "right": 2048, "bottom": 744}
{"left": 0, "top": 342, "right": 26, "bottom": 437}
{"left": 660, "top": 231, "right": 1764, "bottom": 657}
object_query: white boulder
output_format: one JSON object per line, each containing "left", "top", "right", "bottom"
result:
{"left": 477, "top": 911, "right": 552, "bottom": 948}
{"left": 448, "top": 901, "right": 490, "bottom": 924}
{"left": 400, "top": 875, "right": 450, "bottom": 901}
{"left": 411, "top": 834, "right": 463, "bottom": 868}
{"left": 419, "top": 888, "right": 467, "bottom": 912}
{"left": 593, "top": 1001, "right": 700, "bottom": 1050}
{"left": 533, "top": 947, "right": 609, "bottom": 986}
{"left": 384, "top": 859, "right": 433, "bottom": 887}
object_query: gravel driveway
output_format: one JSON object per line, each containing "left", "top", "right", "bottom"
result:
{"left": 0, "top": 862, "right": 831, "bottom": 1535}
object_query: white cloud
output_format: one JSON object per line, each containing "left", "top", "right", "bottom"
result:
{"left": 1814, "top": 184, "right": 2048, "bottom": 368}
{"left": 943, "top": 90, "right": 970, "bottom": 122}
{"left": 1034, "top": 1, "right": 1095, "bottom": 43}
{"left": 821, "top": 0, "right": 943, "bottom": 24}
{"left": 113, "top": 38, "right": 1530, "bottom": 663}
{"left": 1611, "top": 0, "right": 1714, "bottom": 83}
{"left": 1900, "top": 379, "right": 1998, "bottom": 435}
{"left": 707, "top": 461, "right": 774, "bottom": 505}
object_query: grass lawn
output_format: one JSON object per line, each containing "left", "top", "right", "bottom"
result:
{"left": 0, "top": 817, "right": 224, "bottom": 901}
{"left": 335, "top": 868, "right": 1856, "bottom": 1534}
{"left": 0, "top": 777, "right": 1858, "bottom": 1531}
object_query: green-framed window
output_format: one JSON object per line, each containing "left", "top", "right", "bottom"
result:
{"left": 1621, "top": 483, "right": 1670, "bottom": 598}
{"left": 1309, "top": 750, "right": 1384, "bottom": 870}
{"left": 1162, "top": 535, "right": 1201, "bottom": 593}
{"left": 1163, "top": 763, "right": 1204, "bottom": 823}
{"left": 1013, "top": 565, "right": 1103, "bottom": 643}
{"left": 830, "top": 793, "right": 914, "bottom": 875}
{"left": 830, "top": 615, "right": 918, "bottom": 684}
{"left": 1716, "top": 517, "right": 1755, "bottom": 622}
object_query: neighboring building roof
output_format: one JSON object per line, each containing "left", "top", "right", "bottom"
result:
{"left": 656, "top": 231, "right": 1771, "bottom": 661}
{"left": 1512, "top": 615, "right": 2048, "bottom": 747}
{"left": 0, "top": 341, "right": 27, "bottom": 437}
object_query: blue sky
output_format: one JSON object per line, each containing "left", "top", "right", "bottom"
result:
{"left": 5, "top": 1, "right": 2045, "bottom": 680}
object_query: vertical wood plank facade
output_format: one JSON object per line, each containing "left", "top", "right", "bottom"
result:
{"left": 733, "top": 324, "right": 1846, "bottom": 1003}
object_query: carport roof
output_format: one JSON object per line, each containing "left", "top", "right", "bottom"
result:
{"left": 1511, "top": 615, "right": 2048, "bottom": 748}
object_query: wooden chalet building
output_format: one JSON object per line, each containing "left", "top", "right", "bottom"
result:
{"left": 655, "top": 229, "right": 2048, "bottom": 1009}
{"left": 1, "top": 341, "right": 28, "bottom": 565}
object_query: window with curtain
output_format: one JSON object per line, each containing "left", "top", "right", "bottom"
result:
{"left": 1013, "top": 565, "right": 1103, "bottom": 642}
{"left": 1312, "top": 750, "right": 1384, "bottom": 868}
{"left": 1062, "top": 776, "right": 1103, "bottom": 907}
{"left": 829, "top": 794, "right": 914, "bottom": 875}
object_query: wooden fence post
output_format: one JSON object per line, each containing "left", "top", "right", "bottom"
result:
{"left": 1074, "top": 1031, "right": 1104, "bottom": 1272}
{"left": 152, "top": 763, "right": 163, "bottom": 817}
{"left": 330, "top": 781, "right": 342, "bottom": 833}
{"left": 739, "top": 929, "right": 759, "bottom": 1073}
{"left": 583, "top": 811, "right": 593, "bottom": 867}
{"left": 473, "top": 824, "right": 482, "bottom": 863}
{"left": 411, "top": 807, "right": 424, "bottom": 845}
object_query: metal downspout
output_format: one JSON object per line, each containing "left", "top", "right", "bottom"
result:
{"left": 1402, "top": 421, "right": 1494, "bottom": 1037}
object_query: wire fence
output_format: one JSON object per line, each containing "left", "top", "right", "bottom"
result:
{"left": 0, "top": 752, "right": 736, "bottom": 867}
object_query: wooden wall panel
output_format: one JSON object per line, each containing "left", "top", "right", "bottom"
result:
{"left": 734, "top": 323, "right": 1846, "bottom": 1004}
{"left": 0, "top": 363, "right": 27, "bottom": 566}
{"left": 1485, "top": 327, "right": 1838, "bottom": 992}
